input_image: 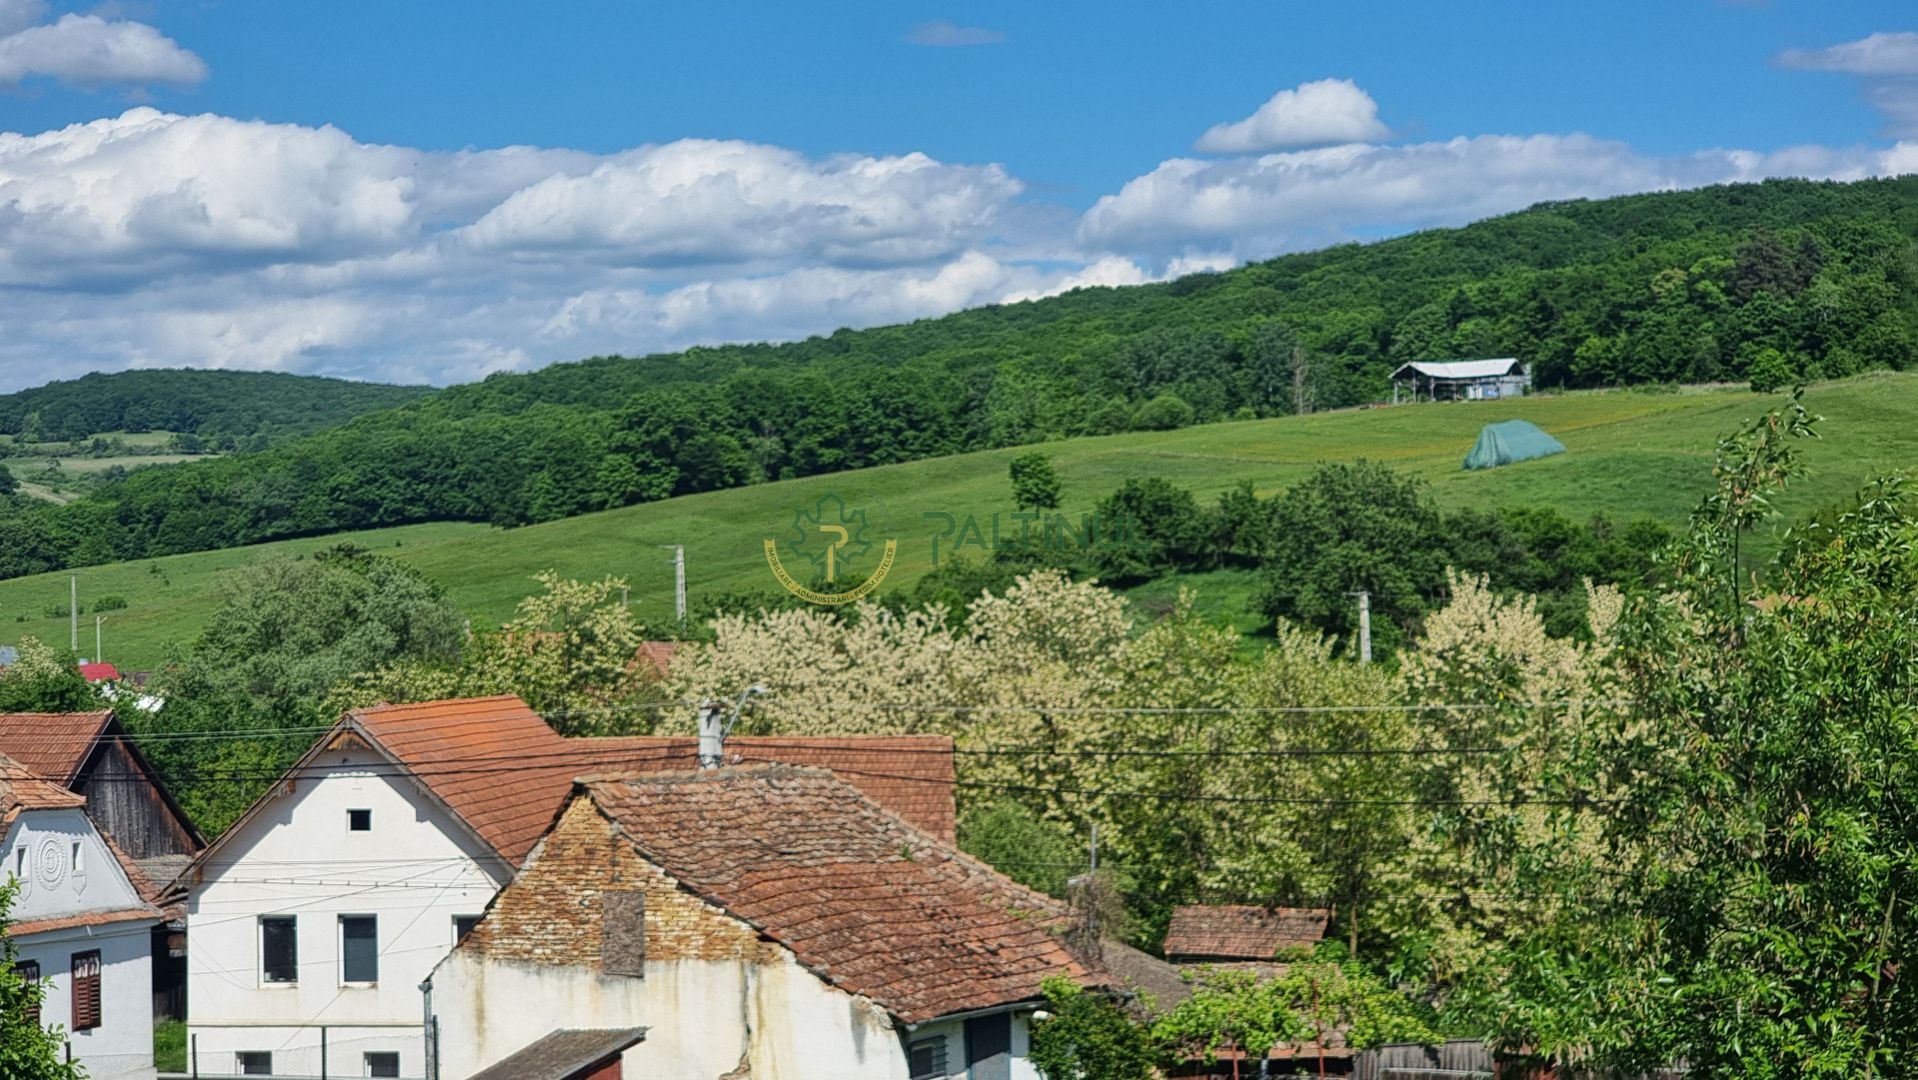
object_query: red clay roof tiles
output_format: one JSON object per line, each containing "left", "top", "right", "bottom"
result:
{"left": 581, "top": 765, "right": 1094, "bottom": 1024}
{"left": 0, "top": 752, "right": 87, "bottom": 823}
{"left": 0, "top": 712, "right": 115, "bottom": 783}
{"left": 346, "top": 696, "right": 956, "bottom": 865}
{"left": 1162, "top": 905, "right": 1331, "bottom": 961}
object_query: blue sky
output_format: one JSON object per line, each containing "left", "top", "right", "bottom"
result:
{"left": 0, "top": 1, "right": 1914, "bottom": 389}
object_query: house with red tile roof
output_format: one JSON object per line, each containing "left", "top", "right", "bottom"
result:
{"left": 183, "top": 695, "right": 959, "bottom": 1080}
{"left": 0, "top": 711, "right": 204, "bottom": 1025}
{"left": 426, "top": 765, "right": 1108, "bottom": 1080}
{"left": 0, "top": 711, "right": 204, "bottom": 882}
{"left": 1162, "top": 904, "right": 1332, "bottom": 966}
{"left": 3, "top": 753, "right": 165, "bottom": 1080}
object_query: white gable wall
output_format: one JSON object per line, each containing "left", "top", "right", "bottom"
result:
{"left": 4, "top": 807, "right": 147, "bottom": 921}
{"left": 4, "top": 807, "right": 158, "bottom": 1080}
{"left": 186, "top": 744, "right": 509, "bottom": 1078}
{"left": 430, "top": 951, "right": 1042, "bottom": 1080}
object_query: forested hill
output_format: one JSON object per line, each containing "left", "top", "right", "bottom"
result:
{"left": 1, "top": 176, "right": 1915, "bottom": 579}
{"left": 0, "top": 369, "right": 433, "bottom": 447}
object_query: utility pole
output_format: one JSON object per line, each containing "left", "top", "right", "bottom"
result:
{"left": 94, "top": 616, "right": 102, "bottom": 667}
{"left": 69, "top": 576, "right": 77, "bottom": 653}
{"left": 1086, "top": 822, "right": 1099, "bottom": 942}
{"left": 660, "top": 544, "right": 686, "bottom": 622}
{"left": 1350, "top": 590, "right": 1372, "bottom": 664}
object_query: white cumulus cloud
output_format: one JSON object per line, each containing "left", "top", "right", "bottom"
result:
{"left": 0, "top": 1, "right": 205, "bottom": 89}
{"left": 461, "top": 140, "right": 1021, "bottom": 267}
{"left": 1780, "top": 31, "right": 1918, "bottom": 76}
{"left": 1196, "top": 79, "right": 1390, "bottom": 153}
{"left": 1081, "top": 133, "right": 1918, "bottom": 260}
{"left": 1780, "top": 32, "right": 1918, "bottom": 136}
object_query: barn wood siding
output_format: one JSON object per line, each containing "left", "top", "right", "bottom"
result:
{"left": 71, "top": 739, "right": 199, "bottom": 859}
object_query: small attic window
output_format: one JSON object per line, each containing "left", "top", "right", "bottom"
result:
{"left": 347, "top": 809, "right": 372, "bottom": 832}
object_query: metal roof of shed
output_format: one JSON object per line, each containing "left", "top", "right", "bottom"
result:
{"left": 1390, "top": 358, "right": 1524, "bottom": 380}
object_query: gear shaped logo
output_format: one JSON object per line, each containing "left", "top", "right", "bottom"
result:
{"left": 764, "top": 492, "right": 897, "bottom": 605}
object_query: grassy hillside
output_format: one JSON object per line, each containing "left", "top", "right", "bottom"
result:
{"left": 9, "top": 373, "right": 1910, "bottom": 672}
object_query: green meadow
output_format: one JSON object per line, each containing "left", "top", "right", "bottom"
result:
{"left": 6, "top": 374, "right": 1912, "bottom": 672}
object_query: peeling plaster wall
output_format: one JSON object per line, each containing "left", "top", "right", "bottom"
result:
{"left": 434, "top": 950, "right": 911, "bottom": 1080}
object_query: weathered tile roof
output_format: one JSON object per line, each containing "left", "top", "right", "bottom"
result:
{"left": 1162, "top": 905, "right": 1331, "bottom": 962}
{"left": 8, "top": 907, "right": 163, "bottom": 937}
{"left": 464, "top": 1028, "right": 646, "bottom": 1080}
{"left": 595, "top": 734, "right": 957, "bottom": 844}
{"left": 0, "top": 712, "right": 115, "bottom": 783}
{"left": 346, "top": 696, "right": 956, "bottom": 864}
{"left": 633, "top": 640, "right": 681, "bottom": 679}
{"left": 581, "top": 765, "right": 1096, "bottom": 1025}
{"left": 0, "top": 751, "right": 87, "bottom": 826}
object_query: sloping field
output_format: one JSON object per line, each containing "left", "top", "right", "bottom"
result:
{"left": 6, "top": 374, "right": 1908, "bottom": 671}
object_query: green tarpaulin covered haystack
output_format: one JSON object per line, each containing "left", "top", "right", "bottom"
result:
{"left": 1463, "top": 419, "right": 1565, "bottom": 470}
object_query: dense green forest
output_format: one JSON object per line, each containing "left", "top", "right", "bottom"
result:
{"left": 0, "top": 177, "right": 1913, "bottom": 579}
{"left": 0, "top": 369, "right": 432, "bottom": 448}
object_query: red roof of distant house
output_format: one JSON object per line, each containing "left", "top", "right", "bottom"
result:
{"left": 0, "top": 711, "right": 116, "bottom": 782}
{"left": 576, "top": 766, "right": 1094, "bottom": 1024}
{"left": 633, "top": 641, "right": 681, "bottom": 679}
{"left": 209, "top": 695, "right": 958, "bottom": 869}
{"left": 77, "top": 662, "right": 120, "bottom": 682}
{"left": 1163, "top": 905, "right": 1332, "bottom": 962}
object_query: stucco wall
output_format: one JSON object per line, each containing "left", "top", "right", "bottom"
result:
{"left": 186, "top": 743, "right": 508, "bottom": 1077}
{"left": 5, "top": 806, "right": 158, "bottom": 1080}
{"left": 4, "top": 806, "right": 147, "bottom": 921}
{"left": 435, "top": 950, "right": 912, "bottom": 1080}
{"left": 13, "top": 919, "right": 155, "bottom": 1080}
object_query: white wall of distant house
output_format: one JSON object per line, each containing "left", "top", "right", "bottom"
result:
{"left": 431, "top": 948, "right": 1041, "bottom": 1080}
{"left": 5, "top": 806, "right": 158, "bottom": 1080}
{"left": 13, "top": 921, "right": 155, "bottom": 1080}
{"left": 186, "top": 743, "right": 506, "bottom": 1077}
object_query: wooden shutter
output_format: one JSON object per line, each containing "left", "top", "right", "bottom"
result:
{"left": 14, "top": 960, "right": 41, "bottom": 1025}
{"left": 601, "top": 890, "right": 645, "bottom": 976}
{"left": 71, "top": 951, "right": 101, "bottom": 1031}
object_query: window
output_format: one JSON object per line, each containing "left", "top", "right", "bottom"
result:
{"left": 70, "top": 951, "right": 101, "bottom": 1031}
{"left": 453, "top": 915, "right": 481, "bottom": 944}
{"left": 347, "top": 809, "right": 372, "bottom": 832}
{"left": 70, "top": 841, "right": 81, "bottom": 875}
{"left": 237, "top": 1051, "right": 273, "bottom": 1075}
{"left": 12, "top": 845, "right": 25, "bottom": 881}
{"left": 364, "top": 1051, "right": 401, "bottom": 1077}
{"left": 908, "top": 1035, "right": 948, "bottom": 1079}
{"left": 260, "top": 916, "right": 298, "bottom": 984}
{"left": 13, "top": 960, "right": 40, "bottom": 1025}
{"left": 339, "top": 915, "right": 378, "bottom": 983}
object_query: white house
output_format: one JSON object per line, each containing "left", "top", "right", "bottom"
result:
{"left": 3, "top": 753, "right": 163, "bottom": 1080}
{"left": 184, "top": 695, "right": 958, "bottom": 1078}
{"left": 426, "top": 765, "right": 1123, "bottom": 1080}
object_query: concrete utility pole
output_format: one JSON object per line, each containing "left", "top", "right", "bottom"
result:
{"left": 69, "top": 576, "right": 77, "bottom": 653}
{"left": 1353, "top": 590, "right": 1373, "bottom": 664}
{"left": 660, "top": 544, "right": 686, "bottom": 621}
{"left": 94, "top": 616, "right": 102, "bottom": 667}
